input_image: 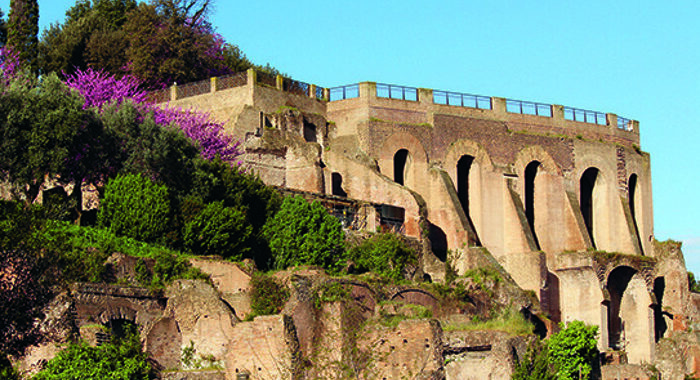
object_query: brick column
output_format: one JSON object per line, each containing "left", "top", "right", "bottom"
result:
{"left": 246, "top": 68, "right": 256, "bottom": 86}
{"left": 607, "top": 113, "right": 618, "bottom": 131}
{"left": 309, "top": 84, "right": 317, "bottom": 99}
{"left": 210, "top": 77, "right": 218, "bottom": 93}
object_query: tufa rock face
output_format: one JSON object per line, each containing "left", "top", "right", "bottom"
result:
{"left": 164, "top": 279, "right": 237, "bottom": 369}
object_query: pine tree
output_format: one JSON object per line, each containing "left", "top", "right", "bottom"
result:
{"left": 7, "top": 0, "right": 38, "bottom": 70}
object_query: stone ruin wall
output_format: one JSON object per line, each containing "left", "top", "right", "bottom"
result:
{"left": 158, "top": 72, "right": 698, "bottom": 371}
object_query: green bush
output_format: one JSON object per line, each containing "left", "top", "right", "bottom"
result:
{"left": 182, "top": 200, "right": 251, "bottom": 259}
{"left": 347, "top": 233, "right": 416, "bottom": 280}
{"left": 262, "top": 196, "right": 345, "bottom": 272}
{"left": 249, "top": 273, "right": 289, "bottom": 317}
{"left": 98, "top": 173, "right": 171, "bottom": 243}
{"left": 547, "top": 321, "right": 599, "bottom": 380}
{"left": 150, "top": 250, "right": 209, "bottom": 287}
{"left": 512, "top": 340, "right": 555, "bottom": 380}
{"left": 33, "top": 328, "right": 154, "bottom": 380}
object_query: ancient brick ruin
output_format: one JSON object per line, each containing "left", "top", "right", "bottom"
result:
{"left": 18, "top": 70, "right": 700, "bottom": 379}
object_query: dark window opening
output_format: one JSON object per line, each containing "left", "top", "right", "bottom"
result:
{"left": 580, "top": 167, "right": 599, "bottom": 247}
{"left": 394, "top": 149, "right": 409, "bottom": 185}
{"left": 428, "top": 223, "right": 448, "bottom": 262}
{"left": 653, "top": 277, "right": 668, "bottom": 342}
{"left": 629, "top": 174, "right": 644, "bottom": 254}
{"left": 524, "top": 161, "right": 541, "bottom": 250}
{"left": 607, "top": 266, "right": 637, "bottom": 350}
{"left": 457, "top": 155, "right": 481, "bottom": 246}
{"left": 379, "top": 205, "right": 405, "bottom": 234}
{"left": 331, "top": 172, "right": 347, "bottom": 197}
{"left": 303, "top": 121, "right": 317, "bottom": 143}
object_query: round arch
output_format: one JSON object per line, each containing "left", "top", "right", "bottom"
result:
{"left": 377, "top": 132, "right": 428, "bottom": 189}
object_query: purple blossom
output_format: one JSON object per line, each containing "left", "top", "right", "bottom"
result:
{"left": 64, "top": 68, "right": 242, "bottom": 165}
{"left": 0, "top": 47, "right": 21, "bottom": 84}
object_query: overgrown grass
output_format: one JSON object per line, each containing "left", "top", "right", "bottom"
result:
{"left": 442, "top": 307, "right": 533, "bottom": 336}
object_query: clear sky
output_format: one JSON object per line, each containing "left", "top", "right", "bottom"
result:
{"left": 2, "top": 0, "right": 699, "bottom": 273}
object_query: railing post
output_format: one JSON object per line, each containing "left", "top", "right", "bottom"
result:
{"left": 276, "top": 75, "right": 284, "bottom": 91}
{"left": 631, "top": 120, "right": 640, "bottom": 134}
{"left": 309, "top": 84, "right": 317, "bottom": 99}
{"left": 359, "top": 82, "right": 374, "bottom": 99}
{"left": 210, "top": 77, "right": 217, "bottom": 93}
{"left": 607, "top": 113, "right": 618, "bottom": 130}
{"left": 492, "top": 97, "right": 507, "bottom": 116}
{"left": 418, "top": 88, "right": 432, "bottom": 106}
{"left": 323, "top": 87, "right": 330, "bottom": 101}
{"left": 551, "top": 104, "right": 564, "bottom": 121}
{"left": 246, "top": 68, "right": 256, "bottom": 86}
{"left": 170, "top": 83, "right": 177, "bottom": 101}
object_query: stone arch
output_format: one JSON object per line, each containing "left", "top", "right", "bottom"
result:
{"left": 628, "top": 173, "right": 644, "bottom": 254}
{"left": 378, "top": 132, "right": 428, "bottom": 190}
{"left": 579, "top": 167, "right": 609, "bottom": 249}
{"left": 444, "top": 139, "right": 493, "bottom": 242}
{"left": 605, "top": 266, "right": 654, "bottom": 362}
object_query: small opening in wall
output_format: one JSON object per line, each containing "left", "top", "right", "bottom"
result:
{"left": 303, "top": 120, "right": 317, "bottom": 143}
{"left": 394, "top": 149, "right": 410, "bottom": 185}
{"left": 580, "top": 167, "right": 600, "bottom": 248}
{"left": 331, "top": 172, "right": 347, "bottom": 197}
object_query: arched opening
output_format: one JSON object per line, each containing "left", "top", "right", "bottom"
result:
{"left": 606, "top": 266, "right": 637, "bottom": 350}
{"left": 394, "top": 149, "right": 410, "bottom": 185}
{"left": 457, "top": 155, "right": 474, "bottom": 217}
{"left": 629, "top": 174, "right": 644, "bottom": 254}
{"left": 580, "top": 167, "right": 600, "bottom": 247}
{"left": 303, "top": 121, "right": 317, "bottom": 142}
{"left": 331, "top": 172, "right": 347, "bottom": 197}
{"left": 100, "top": 318, "right": 138, "bottom": 345}
{"left": 524, "top": 161, "right": 541, "bottom": 249}
{"left": 428, "top": 222, "right": 448, "bottom": 262}
{"left": 653, "top": 277, "right": 668, "bottom": 342}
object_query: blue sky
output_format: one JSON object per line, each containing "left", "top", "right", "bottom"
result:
{"left": 2, "top": 0, "right": 699, "bottom": 273}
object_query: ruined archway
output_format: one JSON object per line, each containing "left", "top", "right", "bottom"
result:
{"left": 605, "top": 266, "right": 653, "bottom": 362}
{"left": 629, "top": 174, "right": 644, "bottom": 254}
{"left": 607, "top": 266, "right": 636, "bottom": 350}
{"left": 580, "top": 167, "right": 603, "bottom": 248}
{"left": 524, "top": 161, "right": 541, "bottom": 249}
{"left": 394, "top": 149, "right": 410, "bottom": 186}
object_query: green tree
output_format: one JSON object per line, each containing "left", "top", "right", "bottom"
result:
{"left": 688, "top": 272, "right": 700, "bottom": 293}
{"left": 0, "top": 73, "right": 104, "bottom": 207}
{"left": 39, "top": 0, "right": 136, "bottom": 76}
{"left": 97, "top": 173, "right": 171, "bottom": 243}
{"left": 182, "top": 200, "right": 251, "bottom": 259}
{"left": 262, "top": 196, "right": 345, "bottom": 272}
{"left": 347, "top": 233, "right": 417, "bottom": 280}
{"left": 547, "top": 321, "right": 599, "bottom": 380}
{"left": 7, "top": 0, "right": 38, "bottom": 70}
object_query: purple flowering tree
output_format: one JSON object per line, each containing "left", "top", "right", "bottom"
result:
{"left": 0, "top": 47, "right": 21, "bottom": 85}
{"left": 64, "top": 68, "right": 242, "bottom": 164}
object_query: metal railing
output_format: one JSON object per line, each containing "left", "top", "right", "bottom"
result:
{"left": 147, "top": 88, "right": 170, "bottom": 103}
{"left": 380, "top": 217, "right": 405, "bottom": 234}
{"left": 315, "top": 86, "right": 326, "bottom": 100}
{"left": 506, "top": 99, "right": 552, "bottom": 117}
{"left": 283, "top": 77, "right": 310, "bottom": 96}
{"left": 433, "top": 90, "right": 491, "bottom": 110}
{"left": 256, "top": 71, "right": 277, "bottom": 87}
{"left": 617, "top": 116, "right": 633, "bottom": 131}
{"left": 329, "top": 84, "right": 360, "bottom": 101}
{"left": 176, "top": 80, "right": 210, "bottom": 99}
{"left": 376, "top": 83, "right": 418, "bottom": 101}
{"left": 217, "top": 72, "right": 247, "bottom": 90}
{"left": 564, "top": 106, "right": 606, "bottom": 125}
